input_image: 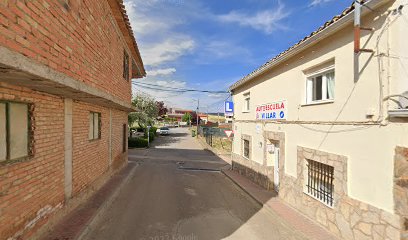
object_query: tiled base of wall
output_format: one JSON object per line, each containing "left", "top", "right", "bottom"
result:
{"left": 395, "top": 147, "right": 408, "bottom": 240}
{"left": 231, "top": 147, "right": 402, "bottom": 240}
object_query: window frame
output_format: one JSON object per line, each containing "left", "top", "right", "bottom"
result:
{"left": 122, "top": 124, "right": 127, "bottom": 153}
{"left": 305, "top": 68, "right": 335, "bottom": 105}
{"left": 123, "top": 50, "right": 130, "bottom": 81}
{"left": 305, "top": 159, "right": 334, "bottom": 208}
{"left": 243, "top": 139, "right": 250, "bottom": 159}
{"left": 0, "top": 101, "right": 32, "bottom": 163}
{"left": 89, "top": 112, "right": 101, "bottom": 141}
{"left": 242, "top": 92, "right": 250, "bottom": 113}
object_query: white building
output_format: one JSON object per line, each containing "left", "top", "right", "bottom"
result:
{"left": 229, "top": 1, "right": 408, "bottom": 239}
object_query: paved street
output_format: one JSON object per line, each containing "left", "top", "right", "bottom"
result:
{"left": 84, "top": 128, "right": 308, "bottom": 240}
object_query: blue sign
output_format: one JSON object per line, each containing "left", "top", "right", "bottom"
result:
{"left": 280, "top": 111, "right": 285, "bottom": 119}
{"left": 225, "top": 101, "right": 234, "bottom": 116}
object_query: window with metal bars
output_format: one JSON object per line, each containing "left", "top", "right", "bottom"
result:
{"left": 243, "top": 139, "right": 250, "bottom": 159}
{"left": 306, "top": 159, "right": 334, "bottom": 207}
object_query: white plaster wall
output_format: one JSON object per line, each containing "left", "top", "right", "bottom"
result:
{"left": 231, "top": 1, "right": 408, "bottom": 213}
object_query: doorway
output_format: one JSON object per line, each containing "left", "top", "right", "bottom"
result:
{"left": 266, "top": 140, "right": 280, "bottom": 192}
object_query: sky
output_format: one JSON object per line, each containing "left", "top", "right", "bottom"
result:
{"left": 124, "top": 0, "right": 352, "bottom": 113}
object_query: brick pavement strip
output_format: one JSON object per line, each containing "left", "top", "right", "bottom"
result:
{"left": 39, "top": 163, "right": 138, "bottom": 240}
{"left": 222, "top": 169, "right": 340, "bottom": 240}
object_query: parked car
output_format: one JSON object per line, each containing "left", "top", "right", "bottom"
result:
{"left": 160, "top": 127, "right": 170, "bottom": 135}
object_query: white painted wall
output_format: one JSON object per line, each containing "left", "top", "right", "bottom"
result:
{"left": 232, "top": 1, "right": 408, "bottom": 213}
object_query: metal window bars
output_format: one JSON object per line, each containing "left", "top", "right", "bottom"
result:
{"left": 243, "top": 140, "right": 250, "bottom": 159}
{"left": 306, "top": 159, "right": 334, "bottom": 207}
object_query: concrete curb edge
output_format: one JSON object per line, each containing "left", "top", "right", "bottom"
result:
{"left": 220, "top": 169, "right": 265, "bottom": 207}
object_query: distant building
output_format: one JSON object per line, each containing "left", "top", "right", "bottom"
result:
{"left": 229, "top": 1, "right": 407, "bottom": 239}
{"left": 0, "top": 1, "right": 145, "bottom": 238}
{"left": 167, "top": 108, "right": 194, "bottom": 122}
{"left": 198, "top": 114, "right": 208, "bottom": 124}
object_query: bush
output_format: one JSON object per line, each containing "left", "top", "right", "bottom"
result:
{"left": 128, "top": 137, "right": 148, "bottom": 148}
{"left": 150, "top": 127, "right": 158, "bottom": 135}
{"left": 144, "top": 131, "right": 155, "bottom": 141}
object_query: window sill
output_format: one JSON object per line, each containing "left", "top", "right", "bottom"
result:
{"left": 303, "top": 191, "right": 334, "bottom": 209}
{"left": 89, "top": 138, "right": 101, "bottom": 142}
{"left": 0, "top": 156, "right": 31, "bottom": 167}
{"left": 242, "top": 111, "right": 251, "bottom": 113}
{"left": 301, "top": 100, "right": 334, "bottom": 107}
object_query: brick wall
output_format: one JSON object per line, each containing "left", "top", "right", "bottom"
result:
{"left": 71, "top": 102, "right": 127, "bottom": 195}
{"left": 111, "top": 109, "right": 128, "bottom": 169}
{"left": 0, "top": 83, "right": 65, "bottom": 239}
{"left": 72, "top": 101, "right": 110, "bottom": 195}
{"left": 0, "top": 0, "right": 133, "bottom": 102}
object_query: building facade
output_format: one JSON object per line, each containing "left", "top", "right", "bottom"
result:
{"left": 167, "top": 108, "right": 194, "bottom": 122}
{"left": 229, "top": 1, "right": 408, "bottom": 239}
{"left": 0, "top": 0, "right": 145, "bottom": 239}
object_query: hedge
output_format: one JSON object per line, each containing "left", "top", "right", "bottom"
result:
{"left": 128, "top": 137, "right": 149, "bottom": 148}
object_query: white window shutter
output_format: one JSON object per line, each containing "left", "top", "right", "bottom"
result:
{"left": 306, "top": 79, "right": 313, "bottom": 103}
{"left": 322, "top": 75, "right": 328, "bottom": 101}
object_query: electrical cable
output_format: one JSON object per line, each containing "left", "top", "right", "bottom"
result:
{"left": 132, "top": 81, "right": 230, "bottom": 94}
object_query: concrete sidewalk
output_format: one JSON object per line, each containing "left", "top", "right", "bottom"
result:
{"left": 38, "top": 163, "right": 138, "bottom": 240}
{"left": 222, "top": 169, "right": 339, "bottom": 240}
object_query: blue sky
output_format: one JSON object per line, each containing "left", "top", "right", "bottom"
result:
{"left": 125, "top": 0, "right": 352, "bottom": 113}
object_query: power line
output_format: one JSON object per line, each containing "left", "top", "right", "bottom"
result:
{"left": 132, "top": 81, "right": 230, "bottom": 94}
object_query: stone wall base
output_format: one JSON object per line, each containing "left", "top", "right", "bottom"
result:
{"left": 395, "top": 147, "right": 408, "bottom": 240}
{"left": 231, "top": 153, "right": 274, "bottom": 191}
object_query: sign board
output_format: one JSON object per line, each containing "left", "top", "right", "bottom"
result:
{"left": 224, "top": 101, "right": 234, "bottom": 116}
{"left": 224, "top": 130, "right": 233, "bottom": 138}
{"left": 255, "top": 100, "right": 287, "bottom": 120}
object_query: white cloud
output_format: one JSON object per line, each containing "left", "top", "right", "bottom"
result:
{"left": 218, "top": 4, "right": 289, "bottom": 34}
{"left": 142, "top": 37, "right": 195, "bottom": 66}
{"left": 309, "top": 0, "right": 334, "bottom": 7}
{"left": 124, "top": 0, "right": 197, "bottom": 68}
{"left": 147, "top": 68, "right": 177, "bottom": 77}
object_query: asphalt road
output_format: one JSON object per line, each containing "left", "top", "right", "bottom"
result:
{"left": 85, "top": 128, "right": 307, "bottom": 240}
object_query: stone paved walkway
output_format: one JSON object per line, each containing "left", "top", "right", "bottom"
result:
{"left": 222, "top": 169, "right": 340, "bottom": 240}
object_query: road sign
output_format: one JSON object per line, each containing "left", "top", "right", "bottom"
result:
{"left": 225, "top": 130, "right": 233, "bottom": 138}
{"left": 224, "top": 101, "right": 234, "bottom": 116}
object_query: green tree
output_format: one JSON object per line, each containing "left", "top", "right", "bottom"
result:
{"left": 182, "top": 113, "right": 192, "bottom": 124}
{"left": 129, "top": 93, "right": 159, "bottom": 128}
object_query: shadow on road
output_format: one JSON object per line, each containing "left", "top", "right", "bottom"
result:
{"left": 89, "top": 128, "right": 307, "bottom": 240}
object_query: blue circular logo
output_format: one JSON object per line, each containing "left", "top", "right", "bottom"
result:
{"left": 280, "top": 111, "right": 285, "bottom": 118}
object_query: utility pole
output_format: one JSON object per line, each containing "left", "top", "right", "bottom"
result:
{"left": 196, "top": 99, "right": 199, "bottom": 136}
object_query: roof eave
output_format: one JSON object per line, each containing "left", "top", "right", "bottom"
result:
{"left": 229, "top": 0, "right": 391, "bottom": 92}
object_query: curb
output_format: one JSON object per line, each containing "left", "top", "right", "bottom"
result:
{"left": 76, "top": 162, "right": 139, "bottom": 240}
{"left": 221, "top": 169, "right": 265, "bottom": 207}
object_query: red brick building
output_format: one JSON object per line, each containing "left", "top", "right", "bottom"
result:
{"left": 0, "top": 0, "right": 145, "bottom": 239}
